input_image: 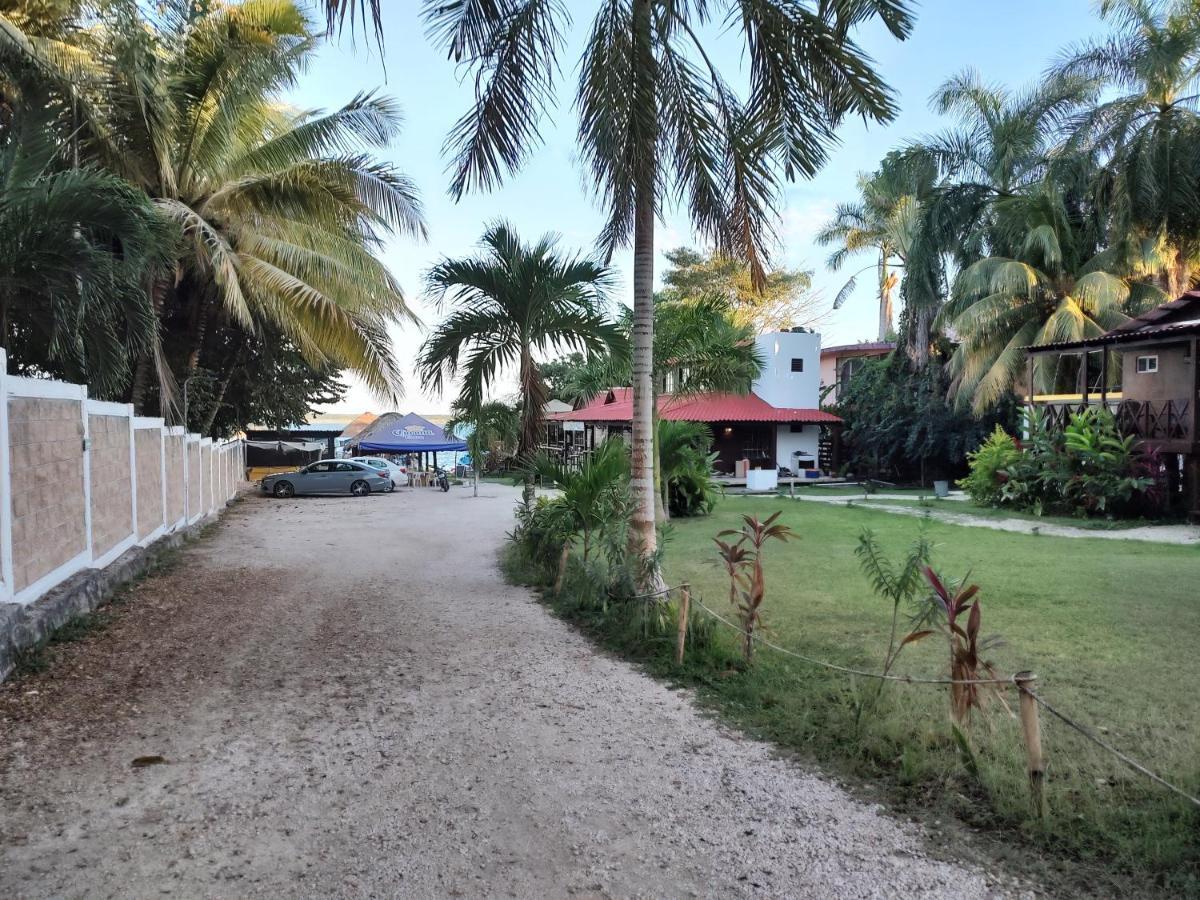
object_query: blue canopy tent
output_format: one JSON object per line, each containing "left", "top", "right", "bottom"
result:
{"left": 356, "top": 413, "right": 466, "bottom": 471}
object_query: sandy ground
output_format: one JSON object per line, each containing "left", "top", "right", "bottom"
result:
{"left": 0, "top": 483, "right": 1029, "bottom": 899}
{"left": 780, "top": 493, "right": 1200, "bottom": 544}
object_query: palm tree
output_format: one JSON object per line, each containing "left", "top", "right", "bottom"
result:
{"left": 942, "top": 186, "right": 1163, "bottom": 412}
{"left": 525, "top": 438, "right": 630, "bottom": 563}
{"left": 421, "top": 0, "right": 913, "bottom": 579}
{"left": 418, "top": 222, "right": 626, "bottom": 507}
{"left": 444, "top": 399, "right": 520, "bottom": 497}
{"left": 817, "top": 158, "right": 933, "bottom": 342}
{"left": 0, "top": 0, "right": 427, "bottom": 421}
{"left": 1054, "top": 0, "right": 1200, "bottom": 297}
{"left": 656, "top": 419, "right": 713, "bottom": 520}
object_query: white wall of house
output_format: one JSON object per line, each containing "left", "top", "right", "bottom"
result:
{"left": 752, "top": 330, "right": 821, "bottom": 408}
{"left": 774, "top": 424, "right": 820, "bottom": 470}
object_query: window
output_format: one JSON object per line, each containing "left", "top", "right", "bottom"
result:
{"left": 789, "top": 423, "right": 804, "bottom": 433}
{"left": 307, "top": 462, "right": 334, "bottom": 473}
{"left": 1136, "top": 355, "right": 1159, "bottom": 374}
{"left": 334, "top": 462, "right": 358, "bottom": 472}
{"left": 790, "top": 358, "right": 804, "bottom": 372}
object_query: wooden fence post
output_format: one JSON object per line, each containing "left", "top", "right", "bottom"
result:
{"left": 1015, "top": 671, "right": 1047, "bottom": 820}
{"left": 675, "top": 585, "right": 691, "bottom": 665}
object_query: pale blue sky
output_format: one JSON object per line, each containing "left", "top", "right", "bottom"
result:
{"left": 294, "top": 0, "right": 1104, "bottom": 414}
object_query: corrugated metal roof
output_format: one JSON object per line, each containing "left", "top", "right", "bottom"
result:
{"left": 546, "top": 390, "right": 840, "bottom": 425}
{"left": 1026, "top": 292, "right": 1200, "bottom": 352}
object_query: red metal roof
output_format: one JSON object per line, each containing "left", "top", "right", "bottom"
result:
{"left": 547, "top": 390, "right": 840, "bottom": 425}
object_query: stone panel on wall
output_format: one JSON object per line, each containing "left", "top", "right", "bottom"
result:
{"left": 187, "top": 442, "right": 201, "bottom": 518}
{"left": 88, "top": 414, "right": 134, "bottom": 558}
{"left": 165, "top": 435, "right": 185, "bottom": 525}
{"left": 135, "top": 429, "right": 164, "bottom": 540}
{"left": 201, "top": 445, "right": 213, "bottom": 513}
{"left": 8, "top": 397, "right": 87, "bottom": 592}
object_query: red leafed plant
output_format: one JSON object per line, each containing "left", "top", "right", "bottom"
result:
{"left": 904, "top": 566, "right": 1004, "bottom": 724}
{"left": 715, "top": 511, "right": 795, "bottom": 664}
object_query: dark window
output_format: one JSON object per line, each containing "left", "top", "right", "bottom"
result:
{"left": 789, "top": 423, "right": 804, "bottom": 433}
{"left": 308, "top": 462, "right": 334, "bottom": 473}
{"left": 334, "top": 462, "right": 357, "bottom": 472}
{"left": 790, "top": 358, "right": 804, "bottom": 372}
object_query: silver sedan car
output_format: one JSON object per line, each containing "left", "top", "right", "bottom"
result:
{"left": 261, "top": 460, "right": 390, "bottom": 498}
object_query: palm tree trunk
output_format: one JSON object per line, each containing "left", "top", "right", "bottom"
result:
{"left": 878, "top": 255, "right": 893, "bottom": 342}
{"left": 131, "top": 273, "right": 172, "bottom": 414}
{"left": 518, "top": 349, "right": 544, "bottom": 510}
{"left": 628, "top": 0, "right": 659, "bottom": 583}
{"left": 199, "top": 341, "right": 243, "bottom": 435}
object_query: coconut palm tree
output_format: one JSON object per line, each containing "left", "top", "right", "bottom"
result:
{"left": 0, "top": 102, "right": 170, "bottom": 396}
{"left": 816, "top": 158, "right": 934, "bottom": 342}
{"left": 0, "top": 0, "right": 427, "bottom": 419}
{"left": 420, "top": 0, "right": 913, "bottom": 579}
{"left": 418, "top": 222, "right": 626, "bottom": 507}
{"left": 102, "top": 0, "right": 425, "bottom": 416}
{"left": 943, "top": 186, "right": 1164, "bottom": 413}
{"left": 1054, "top": 0, "right": 1200, "bottom": 297}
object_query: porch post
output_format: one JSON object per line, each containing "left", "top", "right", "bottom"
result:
{"left": 1099, "top": 345, "right": 1109, "bottom": 404}
{"left": 1080, "top": 351, "right": 1089, "bottom": 405}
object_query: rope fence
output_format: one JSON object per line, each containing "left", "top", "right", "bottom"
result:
{"left": 672, "top": 585, "right": 1200, "bottom": 813}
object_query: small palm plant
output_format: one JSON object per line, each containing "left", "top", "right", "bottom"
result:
{"left": 524, "top": 439, "right": 630, "bottom": 564}
{"left": 715, "top": 511, "right": 795, "bottom": 664}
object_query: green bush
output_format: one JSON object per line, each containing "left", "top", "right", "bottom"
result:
{"left": 958, "top": 425, "right": 1021, "bottom": 505}
{"left": 965, "top": 407, "right": 1156, "bottom": 518}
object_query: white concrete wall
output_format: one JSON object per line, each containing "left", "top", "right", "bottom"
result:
{"left": 0, "top": 349, "right": 244, "bottom": 607}
{"left": 774, "top": 424, "right": 820, "bottom": 470}
{"left": 752, "top": 331, "right": 822, "bottom": 408}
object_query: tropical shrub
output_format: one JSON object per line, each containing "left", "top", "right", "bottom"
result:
{"left": 958, "top": 426, "right": 1021, "bottom": 505}
{"left": 905, "top": 568, "right": 1005, "bottom": 726}
{"left": 982, "top": 407, "right": 1155, "bottom": 517}
{"left": 524, "top": 439, "right": 630, "bottom": 563}
{"left": 714, "top": 512, "right": 795, "bottom": 664}
{"left": 657, "top": 420, "right": 714, "bottom": 518}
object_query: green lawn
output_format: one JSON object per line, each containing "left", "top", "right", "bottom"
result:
{"left": 658, "top": 496, "right": 1199, "bottom": 893}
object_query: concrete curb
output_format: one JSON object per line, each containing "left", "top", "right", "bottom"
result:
{"left": 0, "top": 501, "right": 235, "bottom": 682}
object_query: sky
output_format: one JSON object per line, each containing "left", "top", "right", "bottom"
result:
{"left": 292, "top": 0, "right": 1106, "bottom": 416}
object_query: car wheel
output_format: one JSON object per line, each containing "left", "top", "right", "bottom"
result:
{"left": 273, "top": 481, "right": 295, "bottom": 498}
{"left": 350, "top": 479, "right": 371, "bottom": 497}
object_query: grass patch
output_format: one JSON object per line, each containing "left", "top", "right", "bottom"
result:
{"left": 509, "top": 496, "right": 1199, "bottom": 895}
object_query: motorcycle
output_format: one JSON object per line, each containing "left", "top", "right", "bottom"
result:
{"left": 433, "top": 466, "right": 450, "bottom": 492}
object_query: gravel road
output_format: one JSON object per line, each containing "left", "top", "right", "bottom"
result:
{"left": 0, "top": 483, "right": 1027, "bottom": 898}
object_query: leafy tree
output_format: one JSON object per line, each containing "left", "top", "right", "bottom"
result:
{"left": 423, "top": 0, "right": 914, "bottom": 578}
{"left": 540, "top": 352, "right": 589, "bottom": 403}
{"left": 658, "top": 247, "right": 822, "bottom": 334}
{"left": 838, "top": 355, "right": 1016, "bottom": 483}
{"left": 418, "top": 222, "right": 625, "bottom": 506}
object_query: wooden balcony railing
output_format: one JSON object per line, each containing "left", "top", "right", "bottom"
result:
{"left": 1030, "top": 398, "right": 1194, "bottom": 443}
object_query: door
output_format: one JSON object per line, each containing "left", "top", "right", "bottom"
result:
{"left": 333, "top": 462, "right": 362, "bottom": 492}
{"left": 299, "top": 461, "right": 335, "bottom": 494}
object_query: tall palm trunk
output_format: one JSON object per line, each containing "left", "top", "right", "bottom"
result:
{"left": 131, "top": 272, "right": 172, "bottom": 414}
{"left": 878, "top": 255, "right": 895, "bottom": 341}
{"left": 518, "top": 348, "right": 543, "bottom": 509}
{"left": 627, "top": 0, "right": 659, "bottom": 582}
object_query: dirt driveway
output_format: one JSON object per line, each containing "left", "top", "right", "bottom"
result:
{"left": 0, "top": 484, "right": 1022, "bottom": 898}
